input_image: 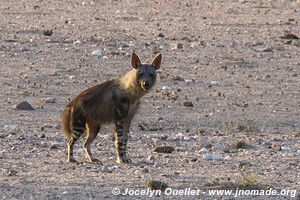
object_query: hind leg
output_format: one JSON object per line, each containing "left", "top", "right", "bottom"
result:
{"left": 68, "top": 111, "right": 86, "bottom": 162}
{"left": 67, "top": 126, "right": 84, "bottom": 162}
{"left": 83, "top": 122, "right": 100, "bottom": 162}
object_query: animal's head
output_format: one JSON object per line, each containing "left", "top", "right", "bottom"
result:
{"left": 131, "top": 52, "right": 162, "bottom": 92}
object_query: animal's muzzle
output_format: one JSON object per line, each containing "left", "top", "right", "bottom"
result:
{"left": 141, "top": 81, "right": 150, "bottom": 91}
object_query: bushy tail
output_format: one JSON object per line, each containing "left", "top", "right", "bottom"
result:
{"left": 61, "top": 106, "right": 72, "bottom": 141}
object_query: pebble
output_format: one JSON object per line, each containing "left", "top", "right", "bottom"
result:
{"left": 91, "top": 50, "right": 103, "bottom": 56}
{"left": 203, "top": 154, "right": 223, "bottom": 161}
{"left": 183, "top": 101, "right": 194, "bottom": 107}
{"left": 162, "top": 86, "right": 171, "bottom": 90}
{"left": 15, "top": 101, "right": 35, "bottom": 110}
{"left": 291, "top": 39, "right": 300, "bottom": 47}
{"left": 43, "top": 29, "right": 53, "bottom": 36}
{"left": 73, "top": 40, "right": 81, "bottom": 45}
{"left": 280, "top": 146, "right": 292, "bottom": 151}
{"left": 42, "top": 97, "right": 56, "bottom": 103}
{"left": 153, "top": 146, "right": 175, "bottom": 153}
{"left": 261, "top": 47, "right": 273, "bottom": 52}
{"left": 101, "top": 165, "right": 112, "bottom": 173}
{"left": 199, "top": 148, "right": 209, "bottom": 153}
{"left": 4, "top": 125, "right": 17, "bottom": 131}
{"left": 210, "top": 80, "right": 219, "bottom": 85}
{"left": 50, "top": 144, "right": 58, "bottom": 150}
{"left": 183, "top": 136, "right": 191, "bottom": 141}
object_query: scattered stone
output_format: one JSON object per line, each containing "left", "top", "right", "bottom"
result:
{"left": 210, "top": 80, "right": 219, "bottom": 85}
{"left": 185, "top": 79, "right": 193, "bottom": 84}
{"left": 5, "top": 169, "right": 18, "bottom": 176}
{"left": 203, "top": 154, "right": 223, "bottom": 161}
{"left": 69, "top": 75, "right": 75, "bottom": 80}
{"left": 199, "top": 148, "right": 209, "bottom": 153}
{"left": 162, "top": 86, "right": 171, "bottom": 90}
{"left": 224, "top": 156, "right": 231, "bottom": 160}
{"left": 148, "top": 155, "right": 155, "bottom": 161}
{"left": 138, "top": 123, "right": 162, "bottom": 131}
{"left": 153, "top": 146, "right": 175, "bottom": 153}
{"left": 280, "top": 33, "right": 299, "bottom": 40}
{"left": 101, "top": 165, "right": 112, "bottom": 173}
{"left": 3, "top": 125, "right": 17, "bottom": 131}
{"left": 291, "top": 39, "right": 300, "bottom": 47}
{"left": 15, "top": 101, "right": 35, "bottom": 110}
{"left": 158, "top": 33, "right": 165, "bottom": 38}
{"left": 183, "top": 101, "right": 194, "bottom": 107}
{"left": 50, "top": 144, "right": 58, "bottom": 150}
{"left": 160, "top": 135, "right": 168, "bottom": 140}
{"left": 142, "top": 168, "right": 149, "bottom": 173}
{"left": 91, "top": 50, "right": 103, "bottom": 56}
{"left": 235, "top": 140, "right": 252, "bottom": 149}
{"left": 42, "top": 97, "right": 56, "bottom": 103}
{"left": 261, "top": 47, "right": 273, "bottom": 52}
{"left": 190, "top": 158, "right": 198, "bottom": 162}
{"left": 73, "top": 40, "right": 81, "bottom": 45}
{"left": 183, "top": 136, "right": 191, "bottom": 141}
{"left": 43, "top": 29, "right": 53, "bottom": 36}
{"left": 280, "top": 146, "right": 292, "bottom": 151}
{"left": 147, "top": 180, "right": 168, "bottom": 191}
{"left": 40, "top": 133, "right": 46, "bottom": 138}
{"left": 170, "top": 43, "right": 183, "bottom": 50}
{"left": 172, "top": 75, "right": 184, "bottom": 81}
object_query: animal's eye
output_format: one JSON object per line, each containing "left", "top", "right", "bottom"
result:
{"left": 150, "top": 73, "right": 155, "bottom": 77}
{"left": 139, "top": 72, "right": 144, "bottom": 77}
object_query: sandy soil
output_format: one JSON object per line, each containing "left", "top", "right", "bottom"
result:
{"left": 0, "top": 0, "right": 299, "bottom": 199}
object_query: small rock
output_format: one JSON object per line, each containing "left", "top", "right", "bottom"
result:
{"left": 183, "top": 101, "right": 194, "bottom": 107}
{"left": 183, "top": 136, "right": 191, "bottom": 141}
{"left": 280, "top": 146, "right": 292, "bottom": 151}
{"left": 40, "top": 133, "right": 46, "bottom": 138}
{"left": 224, "top": 156, "right": 231, "bottom": 160}
{"left": 43, "top": 29, "right": 53, "bottom": 36}
{"left": 153, "top": 146, "right": 175, "bottom": 153}
{"left": 4, "top": 125, "right": 17, "bottom": 131}
{"left": 142, "top": 168, "right": 149, "bottom": 173}
{"left": 102, "top": 56, "right": 108, "bottom": 60}
{"left": 158, "top": 33, "right": 165, "bottom": 38}
{"left": 69, "top": 75, "right": 75, "bottom": 80}
{"left": 261, "top": 47, "right": 273, "bottom": 52}
{"left": 148, "top": 155, "right": 155, "bottom": 161}
{"left": 91, "top": 50, "right": 103, "bottom": 56}
{"left": 73, "top": 40, "right": 81, "bottom": 45}
{"left": 199, "top": 148, "right": 209, "bottom": 153}
{"left": 170, "top": 43, "right": 183, "bottom": 50}
{"left": 203, "top": 154, "right": 223, "bottom": 161}
{"left": 185, "top": 79, "right": 193, "bottom": 84}
{"left": 5, "top": 169, "right": 18, "bottom": 176}
{"left": 162, "top": 86, "right": 171, "bottom": 90}
{"left": 172, "top": 75, "right": 184, "bottom": 81}
{"left": 291, "top": 39, "right": 300, "bottom": 47}
{"left": 147, "top": 180, "right": 168, "bottom": 191}
{"left": 50, "top": 144, "right": 58, "bottom": 150}
{"left": 101, "top": 165, "right": 112, "bottom": 173}
{"left": 210, "top": 80, "right": 219, "bottom": 85}
{"left": 15, "top": 101, "right": 35, "bottom": 110}
{"left": 42, "top": 97, "right": 56, "bottom": 103}
{"left": 280, "top": 33, "right": 299, "bottom": 40}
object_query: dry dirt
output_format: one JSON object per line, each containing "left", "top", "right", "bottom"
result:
{"left": 0, "top": 0, "right": 299, "bottom": 199}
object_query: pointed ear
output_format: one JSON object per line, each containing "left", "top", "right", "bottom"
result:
{"left": 131, "top": 52, "right": 141, "bottom": 69}
{"left": 152, "top": 53, "right": 162, "bottom": 70}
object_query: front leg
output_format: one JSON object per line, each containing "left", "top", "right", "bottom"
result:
{"left": 114, "top": 120, "right": 132, "bottom": 164}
